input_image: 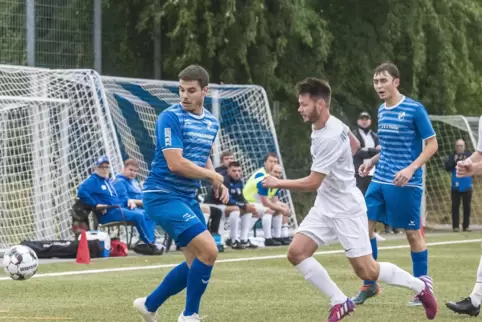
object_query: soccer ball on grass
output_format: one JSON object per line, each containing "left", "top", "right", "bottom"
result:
{"left": 2, "top": 245, "right": 39, "bottom": 280}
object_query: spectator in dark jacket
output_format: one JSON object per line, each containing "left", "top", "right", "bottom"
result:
{"left": 445, "top": 139, "right": 473, "bottom": 232}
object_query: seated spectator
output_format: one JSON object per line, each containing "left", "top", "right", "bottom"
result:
{"left": 77, "top": 156, "right": 162, "bottom": 255}
{"left": 243, "top": 162, "right": 291, "bottom": 246}
{"left": 215, "top": 151, "right": 234, "bottom": 176}
{"left": 205, "top": 161, "right": 259, "bottom": 249}
{"left": 113, "top": 158, "right": 143, "bottom": 209}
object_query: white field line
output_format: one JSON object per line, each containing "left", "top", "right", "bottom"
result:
{"left": 0, "top": 238, "right": 480, "bottom": 281}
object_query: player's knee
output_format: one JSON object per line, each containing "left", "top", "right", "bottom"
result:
{"left": 405, "top": 229, "right": 424, "bottom": 248}
{"left": 197, "top": 245, "right": 218, "bottom": 265}
{"left": 287, "top": 246, "right": 308, "bottom": 266}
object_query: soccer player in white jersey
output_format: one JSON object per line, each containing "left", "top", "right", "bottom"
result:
{"left": 262, "top": 77, "right": 437, "bottom": 322}
{"left": 353, "top": 62, "right": 439, "bottom": 306}
{"left": 446, "top": 115, "right": 482, "bottom": 316}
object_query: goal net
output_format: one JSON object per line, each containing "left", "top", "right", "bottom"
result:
{"left": 0, "top": 65, "right": 122, "bottom": 249}
{"left": 101, "top": 76, "right": 298, "bottom": 228}
{"left": 424, "top": 115, "right": 481, "bottom": 228}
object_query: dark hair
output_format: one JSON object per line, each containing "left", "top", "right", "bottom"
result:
{"left": 220, "top": 151, "right": 234, "bottom": 161}
{"left": 263, "top": 152, "right": 278, "bottom": 162}
{"left": 374, "top": 62, "right": 400, "bottom": 79}
{"left": 228, "top": 161, "right": 241, "bottom": 168}
{"left": 296, "top": 77, "right": 332, "bottom": 107}
{"left": 178, "top": 65, "right": 210, "bottom": 88}
{"left": 124, "top": 158, "right": 139, "bottom": 168}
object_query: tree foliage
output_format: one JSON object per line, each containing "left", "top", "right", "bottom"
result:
{"left": 3, "top": 0, "right": 482, "bottom": 216}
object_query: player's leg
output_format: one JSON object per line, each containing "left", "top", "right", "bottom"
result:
{"left": 446, "top": 254, "right": 482, "bottom": 316}
{"left": 105, "top": 207, "right": 157, "bottom": 246}
{"left": 274, "top": 201, "right": 291, "bottom": 243}
{"left": 239, "top": 208, "right": 258, "bottom": 248}
{"left": 352, "top": 182, "right": 384, "bottom": 304}
{"left": 384, "top": 185, "right": 428, "bottom": 306}
{"left": 289, "top": 208, "right": 354, "bottom": 321}
{"left": 261, "top": 207, "right": 281, "bottom": 246}
{"left": 224, "top": 205, "right": 244, "bottom": 249}
{"left": 462, "top": 190, "right": 472, "bottom": 231}
{"left": 451, "top": 190, "right": 461, "bottom": 231}
{"left": 134, "top": 193, "right": 199, "bottom": 321}
{"left": 338, "top": 215, "right": 437, "bottom": 320}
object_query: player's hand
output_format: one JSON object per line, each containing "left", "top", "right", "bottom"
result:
{"left": 217, "top": 184, "right": 230, "bottom": 204}
{"left": 262, "top": 175, "right": 279, "bottom": 188}
{"left": 456, "top": 158, "right": 474, "bottom": 177}
{"left": 358, "top": 160, "right": 374, "bottom": 177}
{"left": 209, "top": 172, "right": 224, "bottom": 187}
{"left": 393, "top": 166, "right": 415, "bottom": 186}
{"left": 127, "top": 199, "right": 137, "bottom": 209}
{"left": 246, "top": 203, "right": 259, "bottom": 217}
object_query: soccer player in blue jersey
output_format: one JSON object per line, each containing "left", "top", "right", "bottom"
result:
{"left": 352, "top": 62, "right": 439, "bottom": 306}
{"left": 133, "top": 65, "right": 229, "bottom": 322}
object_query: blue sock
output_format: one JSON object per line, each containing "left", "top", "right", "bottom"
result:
{"left": 145, "top": 261, "right": 189, "bottom": 312}
{"left": 364, "top": 237, "right": 378, "bottom": 285}
{"left": 184, "top": 259, "right": 213, "bottom": 316}
{"left": 411, "top": 249, "right": 428, "bottom": 277}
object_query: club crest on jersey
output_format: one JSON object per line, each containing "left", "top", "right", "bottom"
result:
{"left": 398, "top": 112, "right": 406, "bottom": 120}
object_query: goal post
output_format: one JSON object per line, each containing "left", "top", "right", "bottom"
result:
{"left": 0, "top": 65, "right": 123, "bottom": 249}
{"left": 423, "top": 115, "right": 481, "bottom": 229}
{"left": 101, "top": 76, "right": 298, "bottom": 229}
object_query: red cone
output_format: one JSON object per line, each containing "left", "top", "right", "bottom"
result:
{"left": 76, "top": 229, "right": 91, "bottom": 264}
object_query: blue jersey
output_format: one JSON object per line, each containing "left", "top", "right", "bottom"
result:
{"left": 143, "top": 104, "right": 219, "bottom": 198}
{"left": 113, "top": 174, "right": 143, "bottom": 202}
{"left": 373, "top": 96, "right": 435, "bottom": 187}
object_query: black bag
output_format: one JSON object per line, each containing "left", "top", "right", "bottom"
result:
{"left": 20, "top": 240, "right": 103, "bottom": 259}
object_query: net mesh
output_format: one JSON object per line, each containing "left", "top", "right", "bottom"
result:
{"left": 0, "top": 65, "right": 122, "bottom": 248}
{"left": 424, "top": 115, "right": 481, "bottom": 228}
{"left": 101, "top": 77, "right": 298, "bottom": 228}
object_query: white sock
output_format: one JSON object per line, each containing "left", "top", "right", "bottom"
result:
{"left": 262, "top": 214, "right": 272, "bottom": 239}
{"left": 228, "top": 211, "right": 240, "bottom": 241}
{"left": 272, "top": 215, "right": 282, "bottom": 238}
{"left": 378, "top": 262, "right": 425, "bottom": 293}
{"left": 470, "top": 255, "right": 482, "bottom": 307}
{"left": 296, "top": 257, "right": 347, "bottom": 306}
{"left": 282, "top": 224, "right": 289, "bottom": 238}
{"left": 240, "top": 213, "right": 253, "bottom": 241}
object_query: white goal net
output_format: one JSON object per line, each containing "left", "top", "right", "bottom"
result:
{"left": 101, "top": 76, "right": 298, "bottom": 228}
{"left": 0, "top": 65, "right": 122, "bottom": 249}
{"left": 424, "top": 115, "right": 481, "bottom": 228}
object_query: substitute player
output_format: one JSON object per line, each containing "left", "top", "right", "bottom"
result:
{"left": 133, "top": 65, "right": 229, "bottom": 322}
{"left": 262, "top": 77, "right": 437, "bottom": 321}
{"left": 446, "top": 115, "right": 482, "bottom": 316}
{"left": 353, "top": 62, "right": 439, "bottom": 306}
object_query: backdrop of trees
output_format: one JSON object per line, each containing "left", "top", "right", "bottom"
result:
{"left": 2, "top": 0, "right": 482, "bottom": 217}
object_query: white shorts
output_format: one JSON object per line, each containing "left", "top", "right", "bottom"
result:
{"left": 297, "top": 207, "right": 372, "bottom": 258}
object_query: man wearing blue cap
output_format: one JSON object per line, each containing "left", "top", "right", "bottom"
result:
{"left": 77, "top": 155, "right": 160, "bottom": 254}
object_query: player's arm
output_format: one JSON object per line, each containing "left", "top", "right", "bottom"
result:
{"left": 159, "top": 112, "right": 218, "bottom": 182}
{"left": 348, "top": 131, "right": 360, "bottom": 156}
{"left": 264, "top": 137, "right": 340, "bottom": 191}
{"left": 264, "top": 171, "right": 324, "bottom": 192}
{"left": 205, "top": 156, "right": 215, "bottom": 171}
{"left": 409, "top": 136, "right": 438, "bottom": 171}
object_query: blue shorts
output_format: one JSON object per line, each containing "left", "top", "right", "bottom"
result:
{"left": 365, "top": 182, "right": 422, "bottom": 230}
{"left": 143, "top": 192, "right": 207, "bottom": 247}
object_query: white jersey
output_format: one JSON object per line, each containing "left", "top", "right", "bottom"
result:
{"left": 311, "top": 116, "right": 366, "bottom": 218}
{"left": 478, "top": 116, "right": 482, "bottom": 152}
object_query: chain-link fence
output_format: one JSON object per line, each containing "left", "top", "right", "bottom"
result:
{"left": 1, "top": 0, "right": 97, "bottom": 70}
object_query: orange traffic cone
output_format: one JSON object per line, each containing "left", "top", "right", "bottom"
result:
{"left": 76, "top": 229, "right": 91, "bottom": 264}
